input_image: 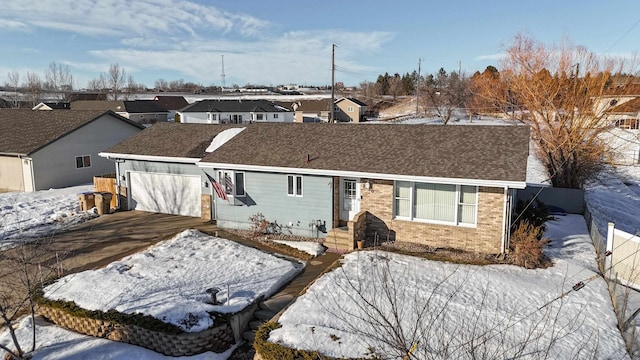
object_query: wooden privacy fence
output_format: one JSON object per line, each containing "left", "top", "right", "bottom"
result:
{"left": 606, "top": 222, "right": 640, "bottom": 289}
{"left": 94, "top": 174, "right": 117, "bottom": 210}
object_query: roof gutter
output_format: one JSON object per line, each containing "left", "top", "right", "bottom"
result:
{"left": 98, "top": 152, "right": 201, "bottom": 164}
{"left": 197, "top": 162, "right": 527, "bottom": 189}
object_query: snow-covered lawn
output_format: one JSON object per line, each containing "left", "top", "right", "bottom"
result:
{"left": 43, "top": 229, "right": 305, "bottom": 332}
{"left": 585, "top": 165, "right": 640, "bottom": 237}
{"left": 269, "top": 215, "right": 628, "bottom": 359}
{"left": 0, "top": 185, "right": 97, "bottom": 250}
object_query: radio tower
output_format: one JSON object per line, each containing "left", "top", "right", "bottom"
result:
{"left": 220, "top": 55, "right": 226, "bottom": 91}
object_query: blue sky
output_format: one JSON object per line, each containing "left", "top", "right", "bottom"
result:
{"left": 1, "top": 0, "right": 639, "bottom": 88}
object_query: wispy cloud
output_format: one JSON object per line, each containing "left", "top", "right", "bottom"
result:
{"left": 0, "top": 1, "right": 394, "bottom": 86}
{"left": 0, "top": 19, "right": 29, "bottom": 31}
{"left": 1, "top": 0, "right": 269, "bottom": 38}
{"left": 475, "top": 53, "right": 507, "bottom": 61}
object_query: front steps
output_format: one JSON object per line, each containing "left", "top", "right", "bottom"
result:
{"left": 242, "top": 293, "right": 295, "bottom": 342}
{"left": 325, "top": 227, "right": 354, "bottom": 252}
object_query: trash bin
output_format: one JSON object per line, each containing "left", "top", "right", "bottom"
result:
{"left": 95, "top": 192, "right": 113, "bottom": 215}
{"left": 77, "top": 192, "right": 95, "bottom": 211}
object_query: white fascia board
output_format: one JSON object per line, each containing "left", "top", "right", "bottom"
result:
{"left": 99, "top": 152, "right": 200, "bottom": 164}
{"left": 197, "top": 162, "right": 527, "bottom": 189}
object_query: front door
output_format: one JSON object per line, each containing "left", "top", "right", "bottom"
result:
{"left": 340, "top": 178, "right": 360, "bottom": 221}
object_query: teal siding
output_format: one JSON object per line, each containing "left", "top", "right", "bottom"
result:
{"left": 216, "top": 172, "right": 333, "bottom": 238}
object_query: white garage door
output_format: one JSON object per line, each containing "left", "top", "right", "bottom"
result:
{"left": 128, "top": 172, "right": 201, "bottom": 217}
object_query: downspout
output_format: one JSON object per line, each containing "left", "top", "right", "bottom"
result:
{"left": 500, "top": 186, "right": 509, "bottom": 254}
{"left": 114, "top": 159, "right": 122, "bottom": 210}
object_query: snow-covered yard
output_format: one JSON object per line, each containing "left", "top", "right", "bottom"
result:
{"left": 0, "top": 185, "right": 97, "bottom": 250}
{"left": 268, "top": 215, "right": 628, "bottom": 359}
{"left": 43, "top": 229, "right": 304, "bottom": 332}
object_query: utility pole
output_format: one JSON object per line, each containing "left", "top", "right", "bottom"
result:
{"left": 220, "top": 55, "right": 226, "bottom": 92}
{"left": 330, "top": 44, "right": 336, "bottom": 123}
{"left": 416, "top": 58, "right": 421, "bottom": 116}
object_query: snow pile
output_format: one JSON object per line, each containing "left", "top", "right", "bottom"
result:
{"left": 205, "top": 127, "right": 245, "bottom": 153}
{"left": 44, "top": 229, "right": 304, "bottom": 332}
{"left": 272, "top": 240, "right": 326, "bottom": 257}
{"left": 0, "top": 185, "right": 97, "bottom": 250}
{"left": 269, "top": 215, "right": 627, "bottom": 359}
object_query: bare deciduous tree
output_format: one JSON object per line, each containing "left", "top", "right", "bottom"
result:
{"left": 476, "top": 34, "right": 639, "bottom": 188}
{"left": 0, "top": 226, "right": 65, "bottom": 359}
{"left": 421, "top": 68, "right": 470, "bottom": 124}
{"left": 44, "top": 62, "right": 73, "bottom": 100}
{"left": 5, "top": 71, "right": 20, "bottom": 108}
{"left": 107, "top": 63, "right": 126, "bottom": 101}
{"left": 22, "top": 72, "right": 43, "bottom": 107}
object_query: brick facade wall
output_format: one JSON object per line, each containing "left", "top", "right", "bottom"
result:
{"left": 359, "top": 179, "right": 506, "bottom": 253}
{"left": 201, "top": 194, "right": 212, "bottom": 221}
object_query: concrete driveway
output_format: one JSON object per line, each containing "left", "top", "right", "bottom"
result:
{"left": 41, "top": 210, "right": 220, "bottom": 273}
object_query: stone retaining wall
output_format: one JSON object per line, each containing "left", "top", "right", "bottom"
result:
{"left": 38, "top": 306, "right": 234, "bottom": 356}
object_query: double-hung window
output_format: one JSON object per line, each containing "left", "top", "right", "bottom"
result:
{"left": 218, "top": 170, "right": 245, "bottom": 197}
{"left": 75, "top": 155, "right": 91, "bottom": 169}
{"left": 394, "top": 181, "right": 477, "bottom": 226}
{"left": 287, "top": 175, "right": 303, "bottom": 197}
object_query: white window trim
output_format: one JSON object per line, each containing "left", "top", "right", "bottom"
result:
{"left": 287, "top": 175, "right": 303, "bottom": 197}
{"left": 393, "top": 181, "right": 478, "bottom": 227}
{"left": 273, "top": 113, "right": 279, "bottom": 119}
{"left": 75, "top": 155, "right": 92, "bottom": 169}
{"left": 218, "top": 170, "right": 246, "bottom": 198}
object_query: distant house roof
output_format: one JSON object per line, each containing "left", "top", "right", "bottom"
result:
{"left": 71, "top": 100, "right": 125, "bottom": 112}
{"left": 180, "top": 99, "right": 290, "bottom": 113}
{"left": 71, "top": 100, "right": 167, "bottom": 114}
{"left": 275, "top": 99, "right": 332, "bottom": 113}
{"left": 123, "top": 100, "right": 167, "bottom": 114}
{"left": 0, "top": 110, "right": 143, "bottom": 156}
{"left": 201, "top": 123, "right": 528, "bottom": 183}
{"left": 32, "top": 102, "right": 71, "bottom": 110}
{"left": 153, "top": 96, "right": 189, "bottom": 110}
{"left": 609, "top": 98, "right": 640, "bottom": 113}
{"left": 103, "top": 123, "right": 245, "bottom": 159}
{"left": 336, "top": 97, "right": 367, "bottom": 107}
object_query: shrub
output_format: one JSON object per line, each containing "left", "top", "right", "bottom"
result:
{"left": 509, "top": 221, "right": 551, "bottom": 269}
{"left": 512, "top": 198, "right": 554, "bottom": 238}
{"left": 254, "top": 322, "right": 336, "bottom": 360}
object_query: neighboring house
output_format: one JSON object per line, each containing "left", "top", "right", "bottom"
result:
{"left": 71, "top": 100, "right": 169, "bottom": 124}
{"left": 600, "top": 97, "right": 640, "bottom": 165}
{"left": 176, "top": 99, "right": 293, "bottom": 124}
{"left": 0, "top": 110, "right": 144, "bottom": 192}
{"left": 334, "top": 97, "right": 368, "bottom": 122}
{"left": 101, "top": 123, "right": 530, "bottom": 254}
{"left": 275, "top": 99, "right": 332, "bottom": 122}
{"left": 153, "top": 96, "right": 189, "bottom": 122}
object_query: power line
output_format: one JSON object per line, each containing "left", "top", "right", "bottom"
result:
{"left": 604, "top": 18, "right": 640, "bottom": 54}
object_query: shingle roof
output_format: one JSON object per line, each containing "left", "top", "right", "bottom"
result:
{"left": 123, "top": 100, "right": 167, "bottom": 114}
{"left": 275, "top": 99, "right": 332, "bottom": 113}
{"left": 104, "top": 123, "right": 245, "bottom": 159}
{"left": 609, "top": 98, "right": 640, "bottom": 113}
{"left": 0, "top": 109, "right": 143, "bottom": 155}
{"left": 71, "top": 100, "right": 126, "bottom": 112}
{"left": 153, "top": 96, "right": 189, "bottom": 110}
{"left": 337, "top": 97, "right": 367, "bottom": 107}
{"left": 180, "top": 99, "right": 290, "bottom": 113}
{"left": 202, "top": 123, "right": 530, "bottom": 182}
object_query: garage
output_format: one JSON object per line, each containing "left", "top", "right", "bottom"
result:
{"left": 128, "top": 172, "right": 201, "bottom": 217}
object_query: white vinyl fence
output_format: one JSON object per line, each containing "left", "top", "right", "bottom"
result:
{"left": 606, "top": 222, "right": 640, "bottom": 289}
